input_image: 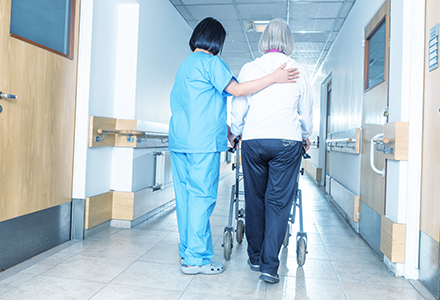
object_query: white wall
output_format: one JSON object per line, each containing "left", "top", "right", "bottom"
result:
{"left": 131, "top": 0, "right": 192, "bottom": 190}
{"left": 310, "top": 0, "right": 385, "bottom": 195}
{"left": 73, "top": 0, "right": 192, "bottom": 198}
{"left": 311, "top": 0, "right": 424, "bottom": 279}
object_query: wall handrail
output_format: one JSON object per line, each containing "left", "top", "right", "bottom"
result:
{"left": 326, "top": 128, "right": 360, "bottom": 154}
{"left": 372, "top": 136, "right": 390, "bottom": 144}
{"left": 89, "top": 116, "right": 169, "bottom": 148}
{"left": 326, "top": 138, "right": 353, "bottom": 144}
{"left": 95, "top": 128, "right": 120, "bottom": 142}
{"left": 326, "top": 138, "right": 356, "bottom": 150}
{"left": 97, "top": 128, "right": 120, "bottom": 135}
{"left": 118, "top": 130, "right": 169, "bottom": 143}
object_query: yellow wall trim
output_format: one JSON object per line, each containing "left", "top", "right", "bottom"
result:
{"left": 303, "top": 160, "right": 322, "bottom": 182}
{"left": 380, "top": 215, "right": 406, "bottom": 263}
{"left": 84, "top": 186, "right": 175, "bottom": 230}
{"left": 85, "top": 192, "right": 113, "bottom": 229}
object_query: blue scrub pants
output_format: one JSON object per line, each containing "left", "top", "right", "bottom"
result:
{"left": 241, "top": 139, "right": 302, "bottom": 276}
{"left": 170, "top": 151, "right": 220, "bottom": 266}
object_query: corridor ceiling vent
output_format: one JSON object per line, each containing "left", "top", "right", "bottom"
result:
{"left": 169, "top": 0, "right": 357, "bottom": 79}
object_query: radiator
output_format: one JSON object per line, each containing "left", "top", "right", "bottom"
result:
{"left": 152, "top": 151, "right": 173, "bottom": 191}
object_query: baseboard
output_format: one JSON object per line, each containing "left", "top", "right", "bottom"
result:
{"left": 0, "top": 202, "right": 71, "bottom": 271}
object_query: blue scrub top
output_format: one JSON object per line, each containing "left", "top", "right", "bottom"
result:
{"left": 169, "top": 52, "right": 236, "bottom": 153}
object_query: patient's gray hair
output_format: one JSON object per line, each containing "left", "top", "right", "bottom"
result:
{"left": 258, "top": 19, "right": 295, "bottom": 56}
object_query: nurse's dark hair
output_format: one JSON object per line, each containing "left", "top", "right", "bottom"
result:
{"left": 189, "top": 17, "right": 226, "bottom": 56}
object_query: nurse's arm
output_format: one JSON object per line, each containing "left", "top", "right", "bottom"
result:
{"left": 224, "top": 62, "right": 299, "bottom": 97}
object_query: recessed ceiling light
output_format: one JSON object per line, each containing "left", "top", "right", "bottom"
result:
{"left": 243, "top": 20, "right": 270, "bottom": 33}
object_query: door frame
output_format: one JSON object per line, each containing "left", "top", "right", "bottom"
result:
{"left": 319, "top": 72, "right": 332, "bottom": 186}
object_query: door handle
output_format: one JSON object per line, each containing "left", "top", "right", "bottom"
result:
{"left": 0, "top": 92, "right": 17, "bottom": 100}
{"left": 370, "top": 133, "right": 385, "bottom": 178}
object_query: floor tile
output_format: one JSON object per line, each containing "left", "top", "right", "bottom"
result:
{"left": 0, "top": 275, "right": 105, "bottom": 300}
{"left": 185, "top": 270, "right": 267, "bottom": 299}
{"left": 342, "top": 282, "right": 425, "bottom": 300}
{"left": 112, "top": 261, "right": 193, "bottom": 292}
{"left": 265, "top": 276, "right": 347, "bottom": 300}
{"left": 279, "top": 259, "right": 339, "bottom": 281}
{"left": 0, "top": 272, "right": 36, "bottom": 296}
{"left": 90, "top": 284, "right": 183, "bottom": 300}
{"left": 179, "top": 291, "right": 244, "bottom": 300}
{"left": 333, "top": 260, "right": 414, "bottom": 288}
{"left": 19, "top": 252, "right": 73, "bottom": 275}
{"left": 41, "top": 255, "right": 134, "bottom": 283}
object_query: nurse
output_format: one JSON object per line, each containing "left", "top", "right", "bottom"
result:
{"left": 169, "top": 17, "right": 300, "bottom": 275}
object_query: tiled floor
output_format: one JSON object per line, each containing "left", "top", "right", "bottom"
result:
{"left": 0, "top": 171, "right": 431, "bottom": 299}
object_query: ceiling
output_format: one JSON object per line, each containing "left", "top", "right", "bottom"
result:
{"left": 168, "top": 0, "right": 356, "bottom": 80}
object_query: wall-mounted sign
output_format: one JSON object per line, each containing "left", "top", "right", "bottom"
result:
{"left": 429, "top": 24, "right": 439, "bottom": 72}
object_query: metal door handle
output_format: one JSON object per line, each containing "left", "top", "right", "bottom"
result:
{"left": 0, "top": 92, "right": 17, "bottom": 100}
{"left": 370, "top": 133, "right": 385, "bottom": 177}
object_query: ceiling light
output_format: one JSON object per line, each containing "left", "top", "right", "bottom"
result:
{"left": 254, "top": 21, "right": 270, "bottom": 32}
{"left": 243, "top": 20, "right": 270, "bottom": 33}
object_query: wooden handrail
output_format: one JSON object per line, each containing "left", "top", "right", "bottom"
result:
{"left": 372, "top": 136, "right": 389, "bottom": 144}
{"left": 97, "top": 128, "right": 120, "bottom": 135}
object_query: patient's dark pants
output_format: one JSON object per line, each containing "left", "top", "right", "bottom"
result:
{"left": 241, "top": 139, "right": 302, "bottom": 276}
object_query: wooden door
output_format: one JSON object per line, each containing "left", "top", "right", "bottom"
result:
{"left": 0, "top": 0, "right": 79, "bottom": 222}
{"left": 419, "top": 0, "right": 440, "bottom": 296}
{"left": 359, "top": 0, "right": 390, "bottom": 250}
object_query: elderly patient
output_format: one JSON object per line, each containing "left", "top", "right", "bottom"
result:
{"left": 229, "top": 18, "right": 313, "bottom": 284}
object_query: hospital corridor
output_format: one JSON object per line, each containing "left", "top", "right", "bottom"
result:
{"left": 1, "top": 0, "right": 440, "bottom": 299}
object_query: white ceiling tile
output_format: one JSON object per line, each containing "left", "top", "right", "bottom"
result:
{"left": 182, "top": 0, "right": 232, "bottom": 4}
{"left": 253, "top": 51, "right": 263, "bottom": 58}
{"left": 293, "top": 32, "right": 329, "bottom": 43}
{"left": 340, "top": 2, "right": 355, "bottom": 18}
{"left": 290, "top": 20, "right": 317, "bottom": 32}
{"left": 236, "top": 0, "right": 285, "bottom": 3}
{"left": 245, "top": 32, "right": 262, "bottom": 43}
{"left": 221, "top": 51, "right": 252, "bottom": 59}
{"left": 334, "top": 18, "right": 344, "bottom": 31}
{"left": 313, "top": 19, "right": 337, "bottom": 31}
{"left": 317, "top": 3, "right": 343, "bottom": 18}
{"left": 174, "top": 5, "right": 193, "bottom": 20}
{"left": 227, "top": 31, "right": 247, "bottom": 43}
{"left": 216, "top": 19, "right": 244, "bottom": 32}
{"left": 292, "top": 52, "right": 321, "bottom": 59}
{"left": 290, "top": 3, "right": 320, "bottom": 19}
{"left": 295, "top": 42, "right": 325, "bottom": 51}
{"left": 186, "top": 4, "right": 237, "bottom": 20}
{"left": 223, "top": 42, "right": 250, "bottom": 52}
{"left": 237, "top": 3, "right": 287, "bottom": 21}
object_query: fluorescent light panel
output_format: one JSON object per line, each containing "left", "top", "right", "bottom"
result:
{"left": 244, "top": 20, "right": 270, "bottom": 33}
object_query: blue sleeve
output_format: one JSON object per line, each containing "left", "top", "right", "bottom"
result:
{"left": 206, "top": 57, "right": 237, "bottom": 97}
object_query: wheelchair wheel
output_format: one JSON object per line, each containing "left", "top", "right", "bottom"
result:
{"left": 283, "top": 224, "right": 290, "bottom": 247}
{"left": 223, "top": 231, "right": 233, "bottom": 260}
{"left": 296, "top": 237, "right": 307, "bottom": 266}
{"left": 236, "top": 219, "right": 245, "bottom": 244}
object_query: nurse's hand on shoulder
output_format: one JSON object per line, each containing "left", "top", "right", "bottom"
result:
{"left": 272, "top": 62, "right": 300, "bottom": 83}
